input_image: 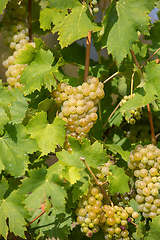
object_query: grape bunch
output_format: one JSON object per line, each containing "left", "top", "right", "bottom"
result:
{"left": 128, "top": 144, "right": 160, "bottom": 218}
{"left": 52, "top": 76, "right": 105, "bottom": 151}
{"left": 1, "top": 0, "right": 35, "bottom": 89}
{"left": 120, "top": 94, "right": 143, "bottom": 125}
{"left": 76, "top": 186, "right": 138, "bottom": 239}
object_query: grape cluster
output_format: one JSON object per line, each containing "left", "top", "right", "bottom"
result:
{"left": 120, "top": 94, "right": 143, "bottom": 125}
{"left": 76, "top": 186, "right": 138, "bottom": 239}
{"left": 1, "top": 0, "right": 35, "bottom": 89}
{"left": 52, "top": 76, "right": 105, "bottom": 151}
{"left": 128, "top": 144, "right": 160, "bottom": 218}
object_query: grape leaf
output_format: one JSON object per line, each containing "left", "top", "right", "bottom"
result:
{"left": 146, "top": 215, "right": 160, "bottom": 240}
{"left": 20, "top": 49, "right": 58, "bottom": 95}
{"left": 108, "top": 165, "right": 129, "bottom": 194}
{"left": 145, "top": 21, "right": 160, "bottom": 54}
{"left": 0, "top": 108, "right": 9, "bottom": 135}
{"left": 0, "top": 85, "right": 16, "bottom": 134}
{"left": 19, "top": 166, "right": 67, "bottom": 211}
{"left": 44, "top": 213, "right": 72, "bottom": 240}
{"left": 120, "top": 61, "right": 160, "bottom": 113}
{"left": 57, "top": 136, "right": 106, "bottom": 168}
{"left": 105, "top": 143, "right": 130, "bottom": 161}
{"left": 47, "top": 0, "right": 81, "bottom": 9}
{"left": 0, "top": 190, "right": 29, "bottom": 239}
{"left": 135, "top": 221, "right": 146, "bottom": 239}
{"left": 0, "top": 124, "right": 38, "bottom": 177}
{"left": 26, "top": 112, "right": 66, "bottom": 156}
{"left": 0, "top": 0, "right": 9, "bottom": 13}
{"left": 57, "top": 137, "right": 106, "bottom": 184}
{"left": 9, "top": 88, "right": 29, "bottom": 124}
{"left": 40, "top": 8, "right": 67, "bottom": 31}
{"left": 72, "top": 176, "right": 90, "bottom": 202}
{"left": 27, "top": 208, "right": 56, "bottom": 238}
{"left": 99, "top": 0, "right": 150, "bottom": 63}
{"left": 52, "top": 5, "right": 101, "bottom": 48}
{"left": 15, "top": 44, "right": 35, "bottom": 64}
{"left": 0, "top": 177, "right": 8, "bottom": 200}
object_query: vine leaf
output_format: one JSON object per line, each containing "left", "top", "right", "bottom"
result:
{"left": 0, "top": 0, "right": 9, "bottom": 13}
{"left": 18, "top": 166, "right": 67, "bottom": 212}
{"left": 0, "top": 124, "right": 38, "bottom": 177}
{"left": 0, "top": 85, "right": 16, "bottom": 134}
{"left": 146, "top": 215, "right": 160, "bottom": 240}
{"left": 98, "top": 0, "right": 150, "bottom": 63}
{"left": 51, "top": 4, "right": 101, "bottom": 48}
{"left": 26, "top": 112, "right": 66, "bottom": 156}
{"left": 0, "top": 176, "right": 8, "bottom": 200}
{"left": 120, "top": 61, "right": 160, "bottom": 113}
{"left": 0, "top": 189, "right": 29, "bottom": 239}
{"left": 58, "top": 136, "right": 106, "bottom": 168}
{"left": 20, "top": 49, "right": 58, "bottom": 95}
{"left": 105, "top": 143, "right": 130, "bottom": 161}
{"left": 44, "top": 213, "right": 72, "bottom": 240}
{"left": 40, "top": 8, "right": 67, "bottom": 31}
{"left": 9, "top": 88, "right": 29, "bottom": 124}
{"left": 107, "top": 165, "right": 129, "bottom": 194}
{"left": 47, "top": 0, "right": 80, "bottom": 9}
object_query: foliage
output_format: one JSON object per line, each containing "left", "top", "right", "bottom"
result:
{"left": 1, "top": 0, "right": 160, "bottom": 239}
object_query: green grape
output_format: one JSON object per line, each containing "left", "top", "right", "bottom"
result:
{"left": 93, "top": 7, "right": 99, "bottom": 13}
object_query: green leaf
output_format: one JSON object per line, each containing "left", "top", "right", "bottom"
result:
{"left": 47, "top": 0, "right": 81, "bottom": 9}
{"left": 105, "top": 143, "right": 130, "bottom": 161}
{"left": 9, "top": 88, "right": 29, "bottom": 124}
{"left": 121, "top": 61, "right": 160, "bottom": 113}
{"left": 57, "top": 137, "right": 106, "bottom": 168}
{"left": 40, "top": 8, "right": 67, "bottom": 31}
{"left": 135, "top": 221, "right": 146, "bottom": 239}
{"left": 0, "top": 0, "right": 9, "bottom": 14}
{"left": 27, "top": 208, "right": 56, "bottom": 238}
{"left": 72, "top": 176, "right": 90, "bottom": 202}
{"left": 19, "top": 166, "right": 67, "bottom": 211}
{"left": 68, "top": 166, "right": 81, "bottom": 184}
{"left": 26, "top": 112, "right": 66, "bottom": 156}
{"left": 145, "top": 21, "right": 160, "bottom": 54}
{"left": 57, "top": 137, "right": 106, "bottom": 184}
{"left": 147, "top": 215, "right": 160, "bottom": 240}
{"left": 108, "top": 165, "right": 129, "bottom": 194}
{"left": 45, "top": 213, "right": 72, "bottom": 240}
{"left": 53, "top": 5, "right": 101, "bottom": 48}
{"left": 0, "top": 177, "right": 8, "bottom": 200}
{"left": 99, "top": 0, "right": 150, "bottom": 63}
{"left": 20, "top": 49, "right": 58, "bottom": 95}
{"left": 0, "top": 190, "right": 29, "bottom": 239}
{"left": 0, "top": 124, "right": 38, "bottom": 177}
{"left": 15, "top": 44, "right": 35, "bottom": 64}
{"left": 0, "top": 86, "right": 16, "bottom": 134}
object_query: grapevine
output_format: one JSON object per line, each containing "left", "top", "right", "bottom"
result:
{"left": 1, "top": 0, "right": 160, "bottom": 240}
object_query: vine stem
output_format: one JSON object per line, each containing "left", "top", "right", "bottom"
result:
{"left": 26, "top": 210, "right": 46, "bottom": 228}
{"left": 80, "top": 157, "right": 113, "bottom": 206}
{"left": 84, "top": 31, "right": 92, "bottom": 81}
{"left": 28, "top": 0, "right": 32, "bottom": 42}
{"left": 141, "top": 47, "right": 160, "bottom": 68}
{"left": 147, "top": 104, "right": 156, "bottom": 145}
{"left": 103, "top": 71, "right": 119, "bottom": 84}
